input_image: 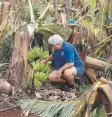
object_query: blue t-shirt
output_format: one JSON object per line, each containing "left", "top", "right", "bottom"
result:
{"left": 52, "top": 41, "right": 84, "bottom": 70}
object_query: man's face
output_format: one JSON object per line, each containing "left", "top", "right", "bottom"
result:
{"left": 51, "top": 43, "right": 62, "bottom": 50}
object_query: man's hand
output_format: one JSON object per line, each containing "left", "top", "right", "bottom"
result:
{"left": 40, "top": 55, "right": 53, "bottom": 64}
{"left": 40, "top": 59, "right": 47, "bottom": 64}
{"left": 56, "top": 70, "right": 62, "bottom": 79}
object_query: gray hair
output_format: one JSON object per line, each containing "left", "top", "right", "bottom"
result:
{"left": 48, "top": 34, "right": 64, "bottom": 45}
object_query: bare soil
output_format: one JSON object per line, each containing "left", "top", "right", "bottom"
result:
{"left": 0, "top": 108, "right": 39, "bottom": 117}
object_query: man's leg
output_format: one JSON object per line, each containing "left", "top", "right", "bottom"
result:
{"left": 63, "top": 67, "right": 77, "bottom": 86}
{"left": 48, "top": 70, "right": 66, "bottom": 83}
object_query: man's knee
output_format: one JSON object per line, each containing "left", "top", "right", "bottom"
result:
{"left": 64, "top": 68, "right": 77, "bottom": 76}
{"left": 64, "top": 69, "right": 71, "bottom": 77}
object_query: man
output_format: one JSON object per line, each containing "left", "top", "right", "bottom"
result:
{"left": 41, "top": 34, "right": 84, "bottom": 89}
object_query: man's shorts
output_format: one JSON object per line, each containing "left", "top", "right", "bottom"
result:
{"left": 75, "top": 66, "right": 84, "bottom": 77}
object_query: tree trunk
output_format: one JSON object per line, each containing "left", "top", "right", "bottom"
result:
{"left": 85, "top": 56, "right": 108, "bottom": 71}
{"left": 9, "top": 23, "right": 35, "bottom": 93}
{"left": 85, "top": 68, "right": 97, "bottom": 84}
{"left": 98, "top": 84, "right": 112, "bottom": 117}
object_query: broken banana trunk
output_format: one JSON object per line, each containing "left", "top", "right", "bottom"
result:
{"left": 85, "top": 78, "right": 112, "bottom": 117}
{"left": 9, "top": 23, "right": 34, "bottom": 94}
{"left": 85, "top": 56, "right": 108, "bottom": 71}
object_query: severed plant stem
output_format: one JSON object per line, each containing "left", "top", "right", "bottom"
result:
{"left": 27, "top": 0, "right": 35, "bottom": 23}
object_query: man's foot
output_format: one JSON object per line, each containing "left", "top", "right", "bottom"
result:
{"left": 59, "top": 84, "right": 70, "bottom": 92}
{"left": 59, "top": 83, "right": 76, "bottom": 92}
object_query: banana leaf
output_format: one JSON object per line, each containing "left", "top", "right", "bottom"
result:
{"left": 18, "top": 98, "right": 76, "bottom": 117}
{"left": 91, "top": 105, "right": 107, "bottom": 117}
{"left": 37, "top": 23, "right": 73, "bottom": 41}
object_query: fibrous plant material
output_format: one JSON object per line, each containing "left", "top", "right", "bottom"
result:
{"left": 95, "top": 35, "right": 112, "bottom": 59}
{"left": 84, "top": 68, "right": 97, "bottom": 84}
{"left": 73, "top": 91, "right": 88, "bottom": 117}
{"left": 104, "top": 64, "right": 112, "bottom": 80}
{"left": 9, "top": 23, "right": 35, "bottom": 93}
{"left": 85, "top": 81, "right": 103, "bottom": 117}
{"left": 98, "top": 84, "right": 112, "bottom": 116}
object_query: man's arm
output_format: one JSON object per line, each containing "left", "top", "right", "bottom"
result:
{"left": 45, "top": 55, "right": 53, "bottom": 62}
{"left": 58, "top": 62, "right": 74, "bottom": 73}
{"left": 41, "top": 54, "right": 53, "bottom": 64}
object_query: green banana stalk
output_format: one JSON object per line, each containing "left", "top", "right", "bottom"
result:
{"left": 28, "top": 47, "right": 49, "bottom": 62}
{"left": 28, "top": 47, "right": 52, "bottom": 89}
{"left": 34, "top": 78, "right": 42, "bottom": 88}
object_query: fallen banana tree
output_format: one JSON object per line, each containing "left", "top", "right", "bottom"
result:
{"left": 84, "top": 56, "right": 109, "bottom": 71}
{"left": 8, "top": 23, "right": 35, "bottom": 93}
{"left": 85, "top": 77, "right": 112, "bottom": 117}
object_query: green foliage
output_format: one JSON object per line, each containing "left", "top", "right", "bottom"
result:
{"left": 90, "top": 0, "right": 97, "bottom": 22}
{"left": 103, "top": 6, "right": 109, "bottom": 25}
{"left": 0, "top": 35, "right": 12, "bottom": 63}
{"left": 91, "top": 105, "right": 107, "bottom": 117}
{"left": 19, "top": 2, "right": 46, "bottom": 22}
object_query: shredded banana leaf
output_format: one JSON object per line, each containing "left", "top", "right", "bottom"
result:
{"left": 18, "top": 98, "right": 77, "bottom": 117}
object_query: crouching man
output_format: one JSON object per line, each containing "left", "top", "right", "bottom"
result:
{"left": 41, "top": 34, "right": 84, "bottom": 89}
